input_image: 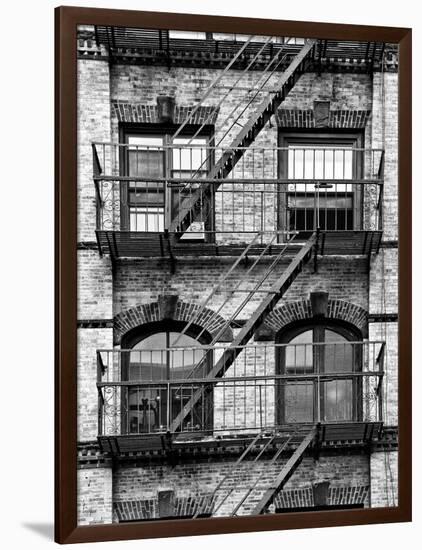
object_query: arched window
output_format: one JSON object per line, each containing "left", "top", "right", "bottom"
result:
{"left": 276, "top": 322, "right": 362, "bottom": 424}
{"left": 121, "top": 320, "right": 213, "bottom": 434}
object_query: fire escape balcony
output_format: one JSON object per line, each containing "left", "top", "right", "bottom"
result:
{"left": 91, "top": 28, "right": 393, "bottom": 74}
{"left": 93, "top": 143, "right": 384, "bottom": 260}
{"left": 96, "top": 340, "right": 385, "bottom": 454}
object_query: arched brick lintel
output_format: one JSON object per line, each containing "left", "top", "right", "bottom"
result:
{"left": 276, "top": 108, "right": 371, "bottom": 129}
{"left": 111, "top": 102, "right": 219, "bottom": 126}
{"left": 264, "top": 299, "right": 368, "bottom": 337}
{"left": 113, "top": 297, "right": 233, "bottom": 345}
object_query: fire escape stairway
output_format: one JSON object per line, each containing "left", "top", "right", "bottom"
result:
{"left": 169, "top": 233, "right": 317, "bottom": 432}
{"left": 169, "top": 39, "right": 317, "bottom": 235}
{"left": 198, "top": 425, "right": 317, "bottom": 518}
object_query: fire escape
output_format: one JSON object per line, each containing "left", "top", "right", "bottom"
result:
{"left": 91, "top": 31, "right": 386, "bottom": 517}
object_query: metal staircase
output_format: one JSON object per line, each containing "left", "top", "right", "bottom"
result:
{"left": 170, "top": 39, "right": 318, "bottom": 234}
{"left": 194, "top": 425, "right": 317, "bottom": 517}
{"left": 170, "top": 232, "right": 317, "bottom": 432}
{"left": 250, "top": 425, "right": 317, "bottom": 515}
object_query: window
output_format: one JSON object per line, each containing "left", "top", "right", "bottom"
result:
{"left": 277, "top": 323, "right": 362, "bottom": 424}
{"left": 126, "top": 136, "right": 165, "bottom": 232}
{"left": 169, "top": 30, "right": 207, "bottom": 40}
{"left": 278, "top": 133, "right": 363, "bottom": 232}
{"left": 284, "top": 37, "right": 305, "bottom": 45}
{"left": 121, "top": 128, "right": 212, "bottom": 238}
{"left": 212, "top": 33, "right": 284, "bottom": 43}
{"left": 121, "top": 321, "right": 213, "bottom": 434}
{"left": 128, "top": 331, "right": 206, "bottom": 381}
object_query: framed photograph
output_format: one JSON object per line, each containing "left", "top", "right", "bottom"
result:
{"left": 55, "top": 6, "right": 411, "bottom": 544}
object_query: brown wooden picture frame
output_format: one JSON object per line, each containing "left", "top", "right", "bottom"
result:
{"left": 55, "top": 6, "right": 412, "bottom": 544}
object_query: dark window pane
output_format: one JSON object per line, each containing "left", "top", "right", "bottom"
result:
{"left": 324, "top": 330, "right": 354, "bottom": 373}
{"left": 280, "top": 326, "right": 360, "bottom": 423}
{"left": 128, "top": 150, "right": 164, "bottom": 178}
{"left": 128, "top": 387, "right": 166, "bottom": 433}
{"left": 323, "top": 379, "right": 353, "bottom": 421}
{"left": 283, "top": 382, "right": 314, "bottom": 422}
{"left": 289, "top": 208, "right": 354, "bottom": 231}
{"left": 129, "top": 188, "right": 165, "bottom": 205}
{"left": 285, "top": 330, "right": 313, "bottom": 373}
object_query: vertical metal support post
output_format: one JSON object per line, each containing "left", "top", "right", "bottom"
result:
{"left": 316, "top": 374, "right": 321, "bottom": 423}
{"left": 377, "top": 345, "right": 385, "bottom": 424}
{"left": 97, "top": 389, "right": 103, "bottom": 437}
{"left": 260, "top": 190, "right": 264, "bottom": 244}
{"left": 97, "top": 352, "right": 104, "bottom": 436}
{"left": 164, "top": 137, "right": 172, "bottom": 231}
{"left": 378, "top": 183, "right": 384, "bottom": 231}
{"left": 259, "top": 385, "right": 263, "bottom": 431}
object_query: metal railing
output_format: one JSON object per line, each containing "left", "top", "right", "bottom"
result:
{"left": 93, "top": 144, "right": 384, "bottom": 236}
{"left": 92, "top": 143, "right": 385, "bottom": 182}
{"left": 97, "top": 340, "right": 385, "bottom": 437}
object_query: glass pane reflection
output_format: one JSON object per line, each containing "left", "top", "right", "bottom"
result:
{"left": 129, "top": 332, "right": 205, "bottom": 380}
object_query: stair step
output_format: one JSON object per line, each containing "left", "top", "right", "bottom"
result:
{"left": 205, "top": 426, "right": 317, "bottom": 517}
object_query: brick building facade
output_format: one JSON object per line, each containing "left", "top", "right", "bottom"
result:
{"left": 76, "top": 28, "right": 398, "bottom": 524}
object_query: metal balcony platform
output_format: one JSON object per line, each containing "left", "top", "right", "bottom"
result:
{"left": 88, "top": 28, "right": 398, "bottom": 73}
{"left": 96, "top": 230, "right": 382, "bottom": 260}
{"left": 97, "top": 421, "right": 383, "bottom": 457}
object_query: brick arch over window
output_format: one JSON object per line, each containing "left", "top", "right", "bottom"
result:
{"left": 113, "top": 295, "right": 233, "bottom": 345}
{"left": 111, "top": 101, "right": 219, "bottom": 125}
{"left": 263, "top": 299, "right": 368, "bottom": 337}
{"left": 276, "top": 108, "right": 371, "bottom": 129}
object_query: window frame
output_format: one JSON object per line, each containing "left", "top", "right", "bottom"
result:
{"left": 120, "top": 320, "right": 214, "bottom": 434}
{"left": 277, "top": 130, "right": 364, "bottom": 235}
{"left": 119, "top": 123, "right": 215, "bottom": 238}
{"left": 276, "top": 319, "right": 363, "bottom": 425}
